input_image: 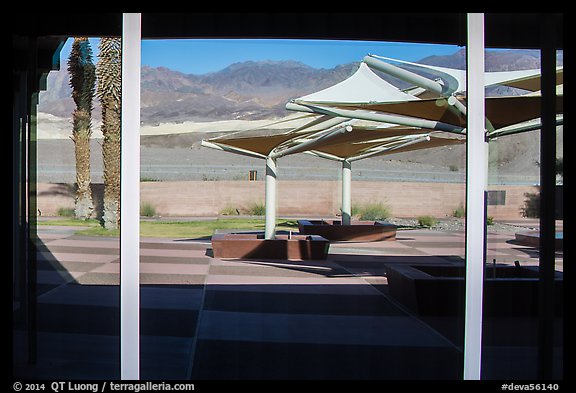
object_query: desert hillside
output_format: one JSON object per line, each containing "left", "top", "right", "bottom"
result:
{"left": 37, "top": 48, "right": 563, "bottom": 185}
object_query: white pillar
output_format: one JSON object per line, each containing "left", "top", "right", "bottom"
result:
{"left": 120, "top": 12, "right": 141, "bottom": 380}
{"left": 264, "top": 157, "right": 277, "bottom": 239}
{"left": 463, "top": 12, "right": 487, "bottom": 381}
{"left": 341, "top": 160, "right": 352, "bottom": 225}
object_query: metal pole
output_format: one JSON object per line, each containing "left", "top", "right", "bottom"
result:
{"left": 286, "top": 101, "right": 465, "bottom": 134}
{"left": 264, "top": 157, "right": 277, "bottom": 239}
{"left": 120, "top": 12, "right": 141, "bottom": 380}
{"left": 270, "top": 124, "right": 353, "bottom": 159}
{"left": 341, "top": 160, "right": 352, "bottom": 225}
{"left": 463, "top": 12, "right": 487, "bottom": 381}
{"left": 363, "top": 55, "right": 447, "bottom": 96}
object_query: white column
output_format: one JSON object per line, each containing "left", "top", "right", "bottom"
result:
{"left": 264, "top": 157, "right": 277, "bottom": 239}
{"left": 463, "top": 12, "right": 487, "bottom": 381}
{"left": 120, "top": 12, "right": 141, "bottom": 380}
{"left": 341, "top": 160, "right": 352, "bottom": 225}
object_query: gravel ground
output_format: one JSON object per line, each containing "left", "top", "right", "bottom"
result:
{"left": 36, "top": 137, "right": 541, "bottom": 185}
{"left": 384, "top": 216, "right": 536, "bottom": 234}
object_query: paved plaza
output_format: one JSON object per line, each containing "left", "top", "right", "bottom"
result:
{"left": 13, "top": 219, "right": 563, "bottom": 380}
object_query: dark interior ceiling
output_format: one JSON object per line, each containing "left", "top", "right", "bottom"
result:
{"left": 15, "top": 12, "right": 563, "bottom": 48}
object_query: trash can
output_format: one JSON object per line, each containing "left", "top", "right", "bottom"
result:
{"left": 249, "top": 170, "right": 258, "bottom": 181}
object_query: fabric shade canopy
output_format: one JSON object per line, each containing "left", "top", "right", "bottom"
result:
{"left": 203, "top": 62, "right": 434, "bottom": 160}
{"left": 311, "top": 94, "right": 564, "bottom": 132}
{"left": 298, "top": 62, "right": 417, "bottom": 104}
{"left": 367, "top": 54, "right": 563, "bottom": 94}
{"left": 204, "top": 132, "right": 312, "bottom": 158}
{"left": 203, "top": 52, "right": 562, "bottom": 162}
{"left": 204, "top": 122, "right": 464, "bottom": 162}
{"left": 308, "top": 131, "right": 464, "bottom": 161}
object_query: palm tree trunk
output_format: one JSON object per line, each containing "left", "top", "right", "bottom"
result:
{"left": 72, "top": 108, "right": 94, "bottom": 218}
{"left": 96, "top": 37, "right": 122, "bottom": 230}
{"left": 101, "top": 106, "right": 121, "bottom": 230}
{"left": 68, "top": 37, "right": 95, "bottom": 220}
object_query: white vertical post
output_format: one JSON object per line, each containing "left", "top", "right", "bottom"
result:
{"left": 264, "top": 157, "right": 277, "bottom": 239}
{"left": 463, "top": 12, "right": 487, "bottom": 380}
{"left": 120, "top": 12, "right": 141, "bottom": 380}
{"left": 341, "top": 160, "right": 352, "bottom": 225}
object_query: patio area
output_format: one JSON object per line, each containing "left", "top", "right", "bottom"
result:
{"left": 13, "top": 218, "right": 563, "bottom": 380}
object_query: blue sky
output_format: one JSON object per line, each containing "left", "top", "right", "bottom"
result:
{"left": 140, "top": 39, "right": 462, "bottom": 74}
{"left": 61, "top": 38, "right": 462, "bottom": 75}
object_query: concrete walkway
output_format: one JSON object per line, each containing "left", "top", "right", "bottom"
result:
{"left": 13, "top": 222, "right": 562, "bottom": 380}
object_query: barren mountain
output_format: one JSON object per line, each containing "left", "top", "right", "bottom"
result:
{"left": 39, "top": 48, "right": 562, "bottom": 125}
{"left": 37, "top": 48, "right": 563, "bottom": 183}
{"left": 40, "top": 59, "right": 359, "bottom": 124}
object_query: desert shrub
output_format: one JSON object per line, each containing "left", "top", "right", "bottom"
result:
{"left": 521, "top": 192, "right": 540, "bottom": 218}
{"left": 418, "top": 215, "right": 438, "bottom": 227}
{"left": 140, "top": 202, "right": 156, "bottom": 217}
{"left": 245, "top": 201, "right": 266, "bottom": 216}
{"left": 452, "top": 204, "right": 465, "bottom": 218}
{"left": 356, "top": 201, "right": 391, "bottom": 221}
{"left": 219, "top": 205, "right": 240, "bottom": 216}
{"left": 57, "top": 207, "right": 75, "bottom": 217}
{"left": 201, "top": 174, "right": 219, "bottom": 181}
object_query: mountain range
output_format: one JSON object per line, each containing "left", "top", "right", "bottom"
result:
{"left": 39, "top": 48, "right": 562, "bottom": 126}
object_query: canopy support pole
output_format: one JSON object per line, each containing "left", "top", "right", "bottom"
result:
{"left": 341, "top": 160, "right": 352, "bottom": 225}
{"left": 264, "top": 157, "right": 277, "bottom": 239}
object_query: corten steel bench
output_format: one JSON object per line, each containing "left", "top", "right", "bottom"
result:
{"left": 297, "top": 219, "right": 397, "bottom": 242}
{"left": 211, "top": 233, "right": 330, "bottom": 260}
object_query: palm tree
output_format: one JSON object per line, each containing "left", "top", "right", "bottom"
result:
{"left": 68, "top": 37, "right": 96, "bottom": 219}
{"left": 96, "top": 37, "right": 122, "bottom": 229}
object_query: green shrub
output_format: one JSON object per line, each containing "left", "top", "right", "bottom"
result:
{"left": 348, "top": 204, "right": 362, "bottom": 217}
{"left": 245, "top": 201, "right": 266, "bottom": 216}
{"left": 140, "top": 202, "right": 156, "bottom": 217}
{"left": 57, "top": 207, "right": 75, "bottom": 217}
{"left": 452, "top": 204, "right": 465, "bottom": 218}
{"left": 418, "top": 215, "right": 438, "bottom": 227}
{"left": 356, "top": 201, "right": 391, "bottom": 221}
{"left": 487, "top": 216, "right": 494, "bottom": 225}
